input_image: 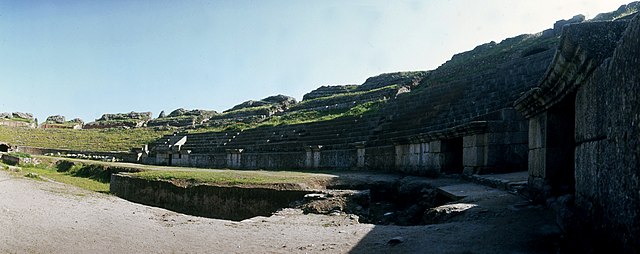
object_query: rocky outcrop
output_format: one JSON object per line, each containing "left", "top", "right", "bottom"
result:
{"left": 591, "top": 1, "right": 639, "bottom": 21}
{"left": 302, "top": 85, "right": 358, "bottom": 101}
{"left": 225, "top": 94, "right": 297, "bottom": 113}
{"left": 11, "top": 112, "right": 34, "bottom": 120}
{"left": 45, "top": 115, "right": 65, "bottom": 124}
{"left": 167, "top": 108, "right": 217, "bottom": 118}
{"left": 85, "top": 111, "right": 152, "bottom": 129}
{"left": 0, "top": 112, "right": 36, "bottom": 128}
{"left": 358, "top": 71, "right": 428, "bottom": 91}
{"left": 290, "top": 84, "right": 406, "bottom": 113}
{"left": 147, "top": 108, "right": 217, "bottom": 128}
{"left": 210, "top": 95, "right": 298, "bottom": 124}
{"left": 97, "top": 112, "right": 152, "bottom": 122}
{"left": 41, "top": 116, "right": 84, "bottom": 129}
{"left": 553, "top": 14, "right": 585, "bottom": 33}
{"left": 226, "top": 100, "right": 271, "bottom": 112}
{"left": 293, "top": 73, "right": 422, "bottom": 114}
{"left": 1, "top": 112, "right": 34, "bottom": 121}
{"left": 261, "top": 95, "right": 297, "bottom": 108}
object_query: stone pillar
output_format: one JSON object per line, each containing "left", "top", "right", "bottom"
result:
{"left": 394, "top": 140, "right": 443, "bottom": 176}
{"left": 304, "top": 147, "right": 313, "bottom": 168}
{"left": 174, "top": 150, "right": 191, "bottom": 166}
{"left": 394, "top": 144, "right": 406, "bottom": 169}
{"left": 226, "top": 149, "right": 243, "bottom": 168}
{"left": 527, "top": 98, "right": 575, "bottom": 199}
{"left": 355, "top": 143, "right": 366, "bottom": 168}
{"left": 463, "top": 134, "right": 486, "bottom": 174}
{"left": 408, "top": 143, "right": 421, "bottom": 167}
{"left": 304, "top": 145, "right": 322, "bottom": 168}
{"left": 424, "top": 140, "right": 445, "bottom": 175}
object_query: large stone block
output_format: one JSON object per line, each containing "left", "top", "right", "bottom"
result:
{"left": 528, "top": 114, "right": 547, "bottom": 149}
{"left": 463, "top": 134, "right": 486, "bottom": 148}
{"left": 425, "top": 153, "right": 444, "bottom": 172}
{"left": 575, "top": 140, "right": 605, "bottom": 204}
{"left": 575, "top": 65, "right": 609, "bottom": 143}
{"left": 428, "top": 141, "right": 443, "bottom": 153}
{"left": 463, "top": 146, "right": 485, "bottom": 167}
{"left": 528, "top": 148, "right": 546, "bottom": 178}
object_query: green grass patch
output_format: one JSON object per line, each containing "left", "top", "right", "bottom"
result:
{"left": 221, "top": 104, "right": 275, "bottom": 115}
{"left": 4, "top": 158, "right": 146, "bottom": 193}
{"left": 42, "top": 121, "right": 81, "bottom": 127}
{"left": 188, "top": 99, "right": 386, "bottom": 134}
{"left": 132, "top": 169, "right": 323, "bottom": 186}
{"left": 19, "top": 164, "right": 110, "bottom": 193}
{"left": 9, "top": 151, "right": 31, "bottom": 158}
{"left": 291, "top": 84, "right": 399, "bottom": 110}
{"left": 0, "top": 126, "right": 172, "bottom": 152}
{"left": 1, "top": 118, "right": 34, "bottom": 123}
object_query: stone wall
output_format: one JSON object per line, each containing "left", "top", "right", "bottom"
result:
{"left": 302, "top": 85, "right": 358, "bottom": 101}
{"left": 15, "top": 146, "right": 140, "bottom": 163}
{"left": 572, "top": 15, "right": 640, "bottom": 252}
{"left": 0, "top": 120, "right": 35, "bottom": 128}
{"left": 110, "top": 174, "right": 313, "bottom": 221}
{"left": 516, "top": 16, "right": 639, "bottom": 252}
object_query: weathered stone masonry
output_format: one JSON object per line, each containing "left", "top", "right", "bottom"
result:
{"left": 138, "top": 10, "right": 640, "bottom": 251}
{"left": 145, "top": 27, "right": 558, "bottom": 176}
{"left": 516, "top": 18, "right": 640, "bottom": 252}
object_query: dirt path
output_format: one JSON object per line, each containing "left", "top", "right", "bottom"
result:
{"left": 0, "top": 170, "right": 562, "bottom": 253}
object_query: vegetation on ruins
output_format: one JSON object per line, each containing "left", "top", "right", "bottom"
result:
{"left": 189, "top": 99, "right": 385, "bottom": 133}
{"left": 0, "top": 158, "right": 111, "bottom": 192}
{"left": 43, "top": 121, "right": 82, "bottom": 128}
{"left": 8, "top": 151, "right": 31, "bottom": 158}
{"left": 288, "top": 84, "right": 400, "bottom": 111}
{"left": 2, "top": 117, "right": 34, "bottom": 123}
{"left": 131, "top": 169, "right": 328, "bottom": 187}
{"left": 2, "top": 5, "right": 634, "bottom": 153}
{"left": 1, "top": 156, "right": 332, "bottom": 192}
{"left": 426, "top": 34, "right": 561, "bottom": 85}
{"left": 0, "top": 126, "right": 172, "bottom": 152}
{"left": 591, "top": 2, "right": 639, "bottom": 21}
{"left": 217, "top": 104, "right": 277, "bottom": 116}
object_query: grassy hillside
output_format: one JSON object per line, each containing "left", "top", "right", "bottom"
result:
{"left": 0, "top": 126, "right": 172, "bottom": 152}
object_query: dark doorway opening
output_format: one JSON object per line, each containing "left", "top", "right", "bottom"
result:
{"left": 547, "top": 94, "right": 576, "bottom": 195}
{"left": 442, "top": 137, "right": 464, "bottom": 174}
{"left": 0, "top": 144, "right": 9, "bottom": 152}
{"left": 167, "top": 153, "right": 173, "bottom": 166}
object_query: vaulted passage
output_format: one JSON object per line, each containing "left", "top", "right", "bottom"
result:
{"left": 442, "top": 137, "right": 463, "bottom": 174}
{"left": 546, "top": 95, "right": 576, "bottom": 195}
{"left": 527, "top": 94, "right": 576, "bottom": 197}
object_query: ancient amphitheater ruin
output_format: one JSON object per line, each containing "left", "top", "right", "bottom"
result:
{"left": 1, "top": 3, "right": 640, "bottom": 253}
{"left": 136, "top": 9, "right": 638, "bottom": 251}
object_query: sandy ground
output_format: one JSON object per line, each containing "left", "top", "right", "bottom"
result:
{"left": 0, "top": 170, "right": 562, "bottom": 253}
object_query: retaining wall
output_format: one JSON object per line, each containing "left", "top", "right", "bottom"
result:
{"left": 15, "top": 146, "right": 139, "bottom": 163}
{"left": 110, "top": 174, "right": 313, "bottom": 221}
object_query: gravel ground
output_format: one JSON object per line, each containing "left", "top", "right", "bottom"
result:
{"left": 0, "top": 170, "right": 562, "bottom": 253}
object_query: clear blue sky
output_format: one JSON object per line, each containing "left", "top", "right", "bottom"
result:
{"left": 0, "top": 0, "right": 632, "bottom": 122}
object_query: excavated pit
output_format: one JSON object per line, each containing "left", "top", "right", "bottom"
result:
{"left": 296, "top": 182, "right": 455, "bottom": 226}
{"left": 111, "top": 173, "right": 456, "bottom": 225}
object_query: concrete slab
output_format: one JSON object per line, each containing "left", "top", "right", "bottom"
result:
{"left": 437, "top": 183, "right": 496, "bottom": 200}
{"left": 467, "top": 171, "right": 528, "bottom": 191}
